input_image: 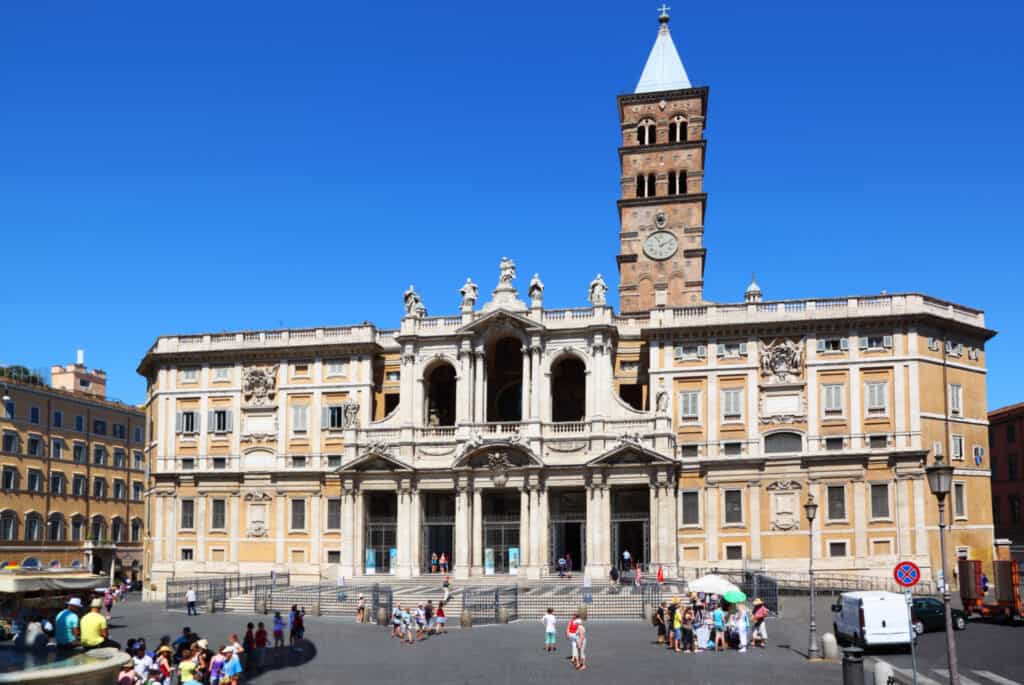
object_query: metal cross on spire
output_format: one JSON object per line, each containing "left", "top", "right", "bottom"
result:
{"left": 658, "top": 4, "right": 671, "bottom": 19}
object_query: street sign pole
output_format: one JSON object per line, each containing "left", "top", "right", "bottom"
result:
{"left": 905, "top": 589, "right": 919, "bottom": 685}
{"left": 895, "top": 561, "right": 922, "bottom": 685}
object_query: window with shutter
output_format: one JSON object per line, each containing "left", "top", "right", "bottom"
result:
{"left": 949, "top": 384, "right": 963, "bottom": 416}
{"left": 826, "top": 485, "right": 847, "bottom": 521}
{"left": 951, "top": 434, "right": 965, "bottom": 461}
{"left": 823, "top": 384, "right": 844, "bottom": 417}
{"left": 865, "top": 382, "right": 888, "bottom": 416}
{"left": 679, "top": 391, "right": 700, "bottom": 422}
{"left": 292, "top": 405, "right": 308, "bottom": 434}
{"left": 722, "top": 389, "right": 742, "bottom": 421}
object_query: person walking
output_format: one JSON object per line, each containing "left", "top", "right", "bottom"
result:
{"left": 54, "top": 597, "right": 82, "bottom": 652}
{"left": 565, "top": 553, "right": 573, "bottom": 579}
{"left": 751, "top": 598, "right": 768, "bottom": 648}
{"left": 442, "top": 576, "right": 451, "bottom": 604}
{"left": 574, "top": 616, "right": 587, "bottom": 671}
{"left": 734, "top": 604, "right": 750, "bottom": 652}
{"left": 566, "top": 612, "right": 581, "bottom": 667}
{"left": 713, "top": 602, "right": 727, "bottom": 652}
{"left": 681, "top": 607, "right": 696, "bottom": 653}
{"left": 654, "top": 601, "right": 667, "bottom": 645}
{"left": 356, "top": 594, "right": 366, "bottom": 624}
{"left": 542, "top": 608, "right": 557, "bottom": 652}
{"left": 185, "top": 586, "right": 198, "bottom": 616}
{"left": 439, "top": 553, "right": 448, "bottom": 574}
{"left": 272, "top": 611, "right": 285, "bottom": 648}
{"left": 391, "top": 603, "right": 403, "bottom": 639}
{"left": 435, "top": 601, "right": 447, "bottom": 635}
{"left": 103, "top": 587, "right": 114, "bottom": 619}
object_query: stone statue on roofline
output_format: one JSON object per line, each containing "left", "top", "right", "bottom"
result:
{"left": 588, "top": 273, "right": 608, "bottom": 306}
{"left": 498, "top": 256, "right": 517, "bottom": 286}
{"left": 403, "top": 285, "right": 427, "bottom": 318}
{"left": 460, "top": 278, "right": 479, "bottom": 311}
{"left": 528, "top": 273, "right": 544, "bottom": 308}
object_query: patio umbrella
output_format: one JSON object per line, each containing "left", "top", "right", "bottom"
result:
{"left": 687, "top": 574, "right": 740, "bottom": 596}
{"left": 723, "top": 590, "right": 747, "bottom": 604}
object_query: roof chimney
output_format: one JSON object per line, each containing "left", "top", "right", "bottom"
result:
{"left": 76, "top": 349, "right": 85, "bottom": 366}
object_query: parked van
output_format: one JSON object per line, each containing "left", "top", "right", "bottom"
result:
{"left": 832, "top": 591, "right": 912, "bottom": 650}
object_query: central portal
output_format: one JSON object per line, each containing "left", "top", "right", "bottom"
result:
{"left": 611, "top": 487, "right": 650, "bottom": 570}
{"left": 482, "top": 490, "right": 520, "bottom": 574}
{"left": 548, "top": 489, "right": 586, "bottom": 574}
{"left": 421, "top": 492, "right": 455, "bottom": 573}
{"left": 365, "top": 492, "right": 397, "bottom": 574}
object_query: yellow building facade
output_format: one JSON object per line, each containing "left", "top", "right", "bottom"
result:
{"left": 138, "top": 13, "right": 997, "bottom": 593}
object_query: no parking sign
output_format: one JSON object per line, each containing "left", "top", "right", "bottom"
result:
{"left": 894, "top": 560, "right": 921, "bottom": 588}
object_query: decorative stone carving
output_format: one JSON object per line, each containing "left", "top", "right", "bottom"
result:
{"left": 460, "top": 278, "right": 478, "bottom": 310}
{"left": 487, "top": 450, "right": 514, "bottom": 487}
{"left": 483, "top": 256, "right": 528, "bottom": 312}
{"left": 758, "top": 390, "right": 807, "bottom": 424}
{"left": 766, "top": 480, "right": 802, "bottom": 491}
{"left": 498, "top": 256, "right": 516, "bottom": 285}
{"left": 341, "top": 400, "right": 360, "bottom": 430}
{"left": 419, "top": 445, "right": 457, "bottom": 457}
{"left": 528, "top": 273, "right": 544, "bottom": 307}
{"left": 616, "top": 431, "right": 643, "bottom": 447}
{"left": 588, "top": 273, "right": 608, "bottom": 306}
{"left": 403, "top": 285, "right": 427, "bottom": 318}
{"left": 759, "top": 338, "right": 804, "bottom": 383}
{"left": 246, "top": 522, "right": 269, "bottom": 538}
{"left": 365, "top": 440, "right": 394, "bottom": 458}
{"left": 546, "top": 440, "right": 587, "bottom": 453}
{"left": 243, "top": 488, "right": 273, "bottom": 502}
{"left": 242, "top": 365, "right": 279, "bottom": 407}
{"left": 655, "top": 391, "right": 669, "bottom": 414}
{"left": 767, "top": 480, "right": 802, "bottom": 531}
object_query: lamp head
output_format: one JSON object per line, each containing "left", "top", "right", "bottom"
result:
{"left": 804, "top": 493, "right": 818, "bottom": 523}
{"left": 926, "top": 452, "right": 954, "bottom": 498}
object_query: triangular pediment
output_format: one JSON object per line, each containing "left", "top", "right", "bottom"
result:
{"left": 457, "top": 309, "right": 543, "bottom": 335}
{"left": 587, "top": 442, "right": 675, "bottom": 467}
{"left": 339, "top": 448, "right": 413, "bottom": 472}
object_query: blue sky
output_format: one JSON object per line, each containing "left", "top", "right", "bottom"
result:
{"left": 1, "top": 1, "right": 1021, "bottom": 408}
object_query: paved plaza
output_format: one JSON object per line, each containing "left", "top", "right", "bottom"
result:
{"left": 107, "top": 598, "right": 843, "bottom": 684}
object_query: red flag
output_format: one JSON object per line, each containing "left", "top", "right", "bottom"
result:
{"left": 657, "top": 565, "right": 664, "bottom": 584}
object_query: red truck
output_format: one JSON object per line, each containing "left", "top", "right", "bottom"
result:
{"left": 958, "top": 559, "right": 1024, "bottom": 622}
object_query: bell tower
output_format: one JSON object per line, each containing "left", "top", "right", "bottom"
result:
{"left": 616, "top": 7, "right": 709, "bottom": 313}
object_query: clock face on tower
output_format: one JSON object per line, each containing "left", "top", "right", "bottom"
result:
{"left": 642, "top": 231, "right": 678, "bottom": 260}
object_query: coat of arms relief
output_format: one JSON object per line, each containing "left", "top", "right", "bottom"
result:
{"left": 758, "top": 338, "right": 807, "bottom": 425}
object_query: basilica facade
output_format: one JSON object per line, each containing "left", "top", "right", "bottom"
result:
{"left": 139, "top": 12, "right": 996, "bottom": 591}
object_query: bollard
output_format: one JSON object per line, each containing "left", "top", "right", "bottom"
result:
{"left": 497, "top": 607, "right": 510, "bottom": 624}
{"left": 642, "top": 606, "right": 655, "bottom": 624}
{"left": 376, "top": 607, "right": 388, "bottom": 625}
{"left": 821, "top": 632, "right": 840, "bottom": 660}
{"left": 206, "top": 599, "right": 217, "bottom": 615}
{"left": 841, "top": 646, "right": 864, "bottom": 685}
{"left": 873, "top": 659, "right": 894, "bottom": 685}
{"left": 260, "top": 600, "right": 269, "bottom": 615}
{"left": 313, "top": 603, "right": 322, "bottom": 617}
{"left": 460, "top": 609, "right": 473, "bottom": 628}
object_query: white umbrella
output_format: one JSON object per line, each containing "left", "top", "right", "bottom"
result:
{"left": 687, "top": 574, "right": 740, "bottom": 596}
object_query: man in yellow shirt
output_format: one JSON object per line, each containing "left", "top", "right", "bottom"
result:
{"left": 80, "top": 598, "right": 110, "bottom": 650}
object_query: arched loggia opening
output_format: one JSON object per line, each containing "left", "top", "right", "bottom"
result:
{"left": 487, "top": 337, "right": 522, "bottom": 422}
{"left": 551, "top": 356, "right": 586, "bottom": 422}
{"left": 424, "top": 363, "right": 457, "bottom": 426}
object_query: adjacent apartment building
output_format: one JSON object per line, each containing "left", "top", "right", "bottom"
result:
{"left": 0, "top": 354, "right": 146, "bottom": 581}
{"left": 138, "top": 11, "right": 997, "bottom": 592}
{"left": 989, "top": 403, "right": 1024, "bottom": 562}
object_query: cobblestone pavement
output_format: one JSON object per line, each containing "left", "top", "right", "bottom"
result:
{"left": 108, "top": 599, "right": 843, "bottom": 684}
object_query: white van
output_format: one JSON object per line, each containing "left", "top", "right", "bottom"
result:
{"left": 831, "top": 591, "right": 912, "bottom": 650}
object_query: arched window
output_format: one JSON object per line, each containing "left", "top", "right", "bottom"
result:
{"left": 49, "top": 560, "right": 61, "bottom": 569}
{"left": 47, "top": 513, "right": 66, "bottom": 542}
{"left": 424, "top": 363, "right": 457, "bottom": 427}
{"left": 130, "top": 519, "right": 142, "bottom": 543}
{"left": 636, "top": 124, "right": 646, "bottom": 146}
{"left": 71, "top": 560, "right": 83, "bottom": 569}
{"left": 636, "top": 175, "right": 646, "bottom": 198}
{"left": 24, "top": 513, "right": 42, "bottom": 542}
{"left": 677, "top": 170, "right": 687, "bottom": 194}
{"left": 671, "top": 116, "right": 687, "bottom": 142}
{"left": 110, "top": 518, "right": 124, "bottom": 543}
{"left": 668, "top": 121, "right": 677, "bottom": 143}
{"left": 20, "top": 557, "right": 41, "bottom": 569}
{"left": 90, "top": 516, "right": 106, "bottom": 542}
{"left": 636, "top": 119, "right": 656, "bottom": 146}
{"left": 667, "top": 170, "right": 687, "bottom": 196}
{"left": 551, "top": 357, "right": 587, "bottom": 422}
{"left": 667, "top": 173, "right": 676, "bottom": 195}
{"left": 70, "top": 515, "right": 84, "bottom": 542}
{"left": 647, "top": 173, "right": 656, "bottom": 197}
{"left": 0, "top": 511, "right": 17, "bottom": 541}
{"left": 487, "top": 337, "right": 523, "bottom": 422}
{"left": 764, "top": 431, "right": 803, "bottom": 454}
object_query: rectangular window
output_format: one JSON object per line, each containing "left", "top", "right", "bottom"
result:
{"left": 2, "top": 400, "right": 13, "bottom": 419}
{"left": 717, "top": 342, "right": 748, "bottom": 359}
{"left": 682, "top": 491, "right": 700, "bottom": 525}
{"left": 92, "top": 419, "right": 107, "bottom": 435}
{"left": 180, "top": 500, "right": 195, "bottom": 529}
{"left": 680, "top": 444, "right": 700, "bottom": 458}
{"left": 326, "top": 498, "right": 342, "bottom": 530}
{"left": 1, "top": 467, "right": 17, "bottom": 490}
{"left": 721, "top": 388, "right": 743, "bottom": 421}
{"left": 951, "top": 435, "right": 965, "bottom": 461}
{"left": 1010, "top": 495, "right": 1021, "bottom": 524}
{"left": 822, "top": 384, "right": 844, "bottom": 418}
{"left": 291, "top": 405, "right": 309, "bottom": 434}
{"left": 869, "top": 435, "right": 888, "bottom": 449}
{"left": 213, "top": 365, "right": 231, "bottom": 381}
{"left": 679, "top": 390, "right": 700, "bottom": 422}
{"left": 817, "top": 337, "right": 848, "bottom": 353}
{"left": 211, "top": 409, "right": 231, "bottom": 433}
{"left": 870, "top": 483, "right": 890, "bottom": 519}
{"left": 52, "top": 410, "right": 63, "bottom": 427}
{"left": 1009, "top": 455, "right": 1018, "bottom": 480}
{"left": 327, "top": 454, "right": 342, "bottom": 468}
{"left": 291, "top": 499, "right": 306, "bottom": 530}
{"left": 51, "top": 439, "right": 63, "bottom": 459}
{"left": 176, "top": 411, "right": 197, "bottom": 434}
{"left": 860, "top": 335, "right": 893, "bottom": 350}
{"left": 113, "top": 449, "right": 126, "bottom": 468}
{"left": 132, "top": 482, "right": 143, "bottom": 500}
{"left": 50, "top": 472, "right": 65, "bottom": 494}
{"left": 180, "top": 367, "right": 199, "bottom": 383}
{"left": 949, "top": 384, "right": 963, "bottom": 416}
{"left": 327, "top": 405, "right": 346, "bottom": 430}
{"left": 723, "top": 442, "right": 742, "bottom": 456}
{"left": 93, "top": 446, "right": 107, "bottom": 465}
{"left": 872, "top": 539, "right": 892, "bottom": 557}
{"left": 724, "top": 490, "right": 743, "bottom": 524}
{"left": 827, "top": 485, "right": 847, "bottom": 521}
{"left": 1009, "top": 424, "right": 1017, "bottom": 443}
{"left": 181, "top": 458, "right": 196, "bottom": 470}
{"left": 73, "top": 443, "right": 86, "bottom": 463}
{"left": 134, "top": 426, "right": 143, "bottom": 443}
{"left": 112, "top": 423, "right": 126, "bottom": 439}
{"left": 1, "top": 432, "right": 17, "bottom": 454}
{"left": 212, "top": 457, "right": 227, "bottom": 470}
{"left": 327, "top": 550, "right": 341, "bottom": 564}
{"left": 73, "top": 475, "right": 86, "bottom": 496}
{"left": 113, "top": 480, "right": 125, "bottom": 500}
{"left": 385, "top": 370, "right": 400, "bottom": 382}
{"left": 293, "top": 364, "right": 310, "bottom": 377}
{"left": 724, "top": 545, "right": 743, "bottom": 561}
{"left": 825, "top": 437, "right": 844, "bottom": 451}
{"left": 326, "top": 360, "right": 348, "bottom": 376}
{"left": 291, "top": 456, "right": 307, "bottom": 468}
{"left": 133, "top": 451, "right": 144, "bottom": 469}
{"left": 953, "top": 482, "right": 966, "bottom": 519}
{"left": 27, "top": 435, "right": 42, "bottom": 456}
{"left": 92, "top": 478, "right": 106, "bottom": 498}
{"left": 29, "top": 406, "right": 40, "bottom": 424}
{"left": 673, "top": 344, "right": 707, "bottom": 361}
{"left": 211, "top": 499, "right": 226, "bottom": 529}
{"left": 865, "top": 382, "right": 888, "bottom": 416}
{"left": 829, "top": 541, "right": 848, "bottom": 557}
{"left": 27, "top": 469, "right": 42, "bottom": 492}
{"left": 74, "top": 415, "right": 84, "bottom": 432}
{"left": 181, "top": 548, "right": 194, "bottom": 561}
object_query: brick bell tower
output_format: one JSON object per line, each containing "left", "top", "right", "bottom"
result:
{"left": 617, "top": 7, "right": 709, "bottom": 313}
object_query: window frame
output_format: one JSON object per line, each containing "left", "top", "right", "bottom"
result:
{"left": 325, "top": 360, "right": 348, "bottom": 377}
{"left": 180, "top": 499, "right": 195, "bottom": 530}
{"left": 822, "top": 383, "right": 845, "bottom": 419}
{"left": 826, "top": 484, "right": 848, "bottom": 523}
{"left": 953, "top": 481, "right": 967, "bottom": 520}
{"left": 681, "top": 490, "right": 701, "bottom": 527}
{"left": 210, "top": 498, "right": 227, "bottom": 530}
{"left": 722, "top": 489, "right": 744, "bottom": 526}
{"left": 180, "top": 367, "right": 199, "bottom": 383}
{"left": 326, "top": 498, "right": 342, "bottom": 530}
{"left": 721, "top": 388, "right": 743, "bottom": 423}
{"left": 828, "top": 540, "right": 849, "bottom": 558}
{"left": 865, "top": 381, "right": 889, "bottom": 417}
{"left": 869, "top": 482, "right": 891, "bottom": 521}
{"left": 949, "top": 383, "right": 963, "bottom": 417}
{"left": 679, "top": 390, "right": 701, "bottom": 424}
{"left": 291, "top": 404, "right": 309, "bottom": 435}
{"left": 951, "top": 434, "right": 965, "bottom": 461}
{"left": 723, "top": 543, "right": 745, "bottom": 561}
{"left": 290, "top": 498, "right": 307, "bottom": 531}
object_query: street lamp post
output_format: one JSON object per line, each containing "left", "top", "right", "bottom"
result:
{"left": 925, "top": 453, "right": 961, "bottom": 685}
{"left": 804, "top": 493, "right": 820, "bottom": 659}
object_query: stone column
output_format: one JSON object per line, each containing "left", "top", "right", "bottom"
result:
{"left": 410, "top": 488, "right": 421, "bottom": 576}
{"left": 530, "top": 344, "right": 542, "bottom": 420}
{"left": 229, "top": 494, "right": 240, "bottom": 564}
{"left": 648, "top": 482, "right": 660, "bottom": 568}
{"left": 707, "top": 375, "right": 719, "bottom": 456}
{"left": 853, "top": 480, "right": 867, "bottom": 560}
{"left": 353, "top": 491, "right": 365, "bottom": 574}
{"left": 310, "top": 495, "right": 322, "bottom": 568}
{"left": 705, "top": 487, "right": 719, "bottom": 562}
{"left": 472, "top": 485, "right": 484, "bottom": 573}
{"left": 454, "top": 484, "right": 471, "bottom": 580}
{"left": 459, "top": 346, "right": 473, "bottom": 424}
{"left": 538, "top": 487, "right": 550, "bottom": 575}
{"left": 528, "top": 485, "right": 544, "bottom": 579}
{"left": 897, "top": 479, "right": 912, "bottom": 558}
{"left": 275, "top": 493, "right": 286, "bottom": 565}
{"left": 340, "top": 486, "right": 355, "bottom": 577}
{"left": 518, "top": 486, "right": 531, "bottom": 570}
{"left": 849, "top": 367, "right": 862, "bottom": 449}
{"left": 196, "top": 496, "right": 207, "bottom": 563}
{"left": 395, "top": 483, "right": 411, "bottom": 577}
{"left": 895, "top": 362, "right": 908, "bottom": 447}
{"left": 474, "top": 351, "right": 485, "bottom": 423}
{"left": 748, "top": 482, "right": 761, "bottom": 561}
{"left": 913, "top": 477, "right": 927, "bottom": 557}
{"left": 586, "top": 483, "right": 599, "bottom": 573}
{"left": 808, "top": 482, "right": 822, "bottom": 559}
{"left": 154, "top": 494, "right": 164, "bottom": 562}
{"left": 599, "top": 484, "right": 612, "bottom": 572}
{"left": 521, "top": 347, "right": 532, "bottom": 420}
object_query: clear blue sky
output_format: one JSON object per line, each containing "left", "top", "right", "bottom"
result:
{"left": 1, "top": 1, "right": 1021, "bottom": 408}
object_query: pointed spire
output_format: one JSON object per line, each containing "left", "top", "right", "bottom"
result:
{"left": 635, "top": 6, "right": 692, "bottom": 94}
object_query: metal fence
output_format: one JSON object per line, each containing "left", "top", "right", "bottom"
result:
{"left": 166, "top": 572, "right": 289, "bottom": 611}
{"left": 252, "top": 581, "right": 392, "bottom": 625}
{"left": 511, "top": 581, "right": 669, "bottom": 622}
{"left": 463, "top": 585, "right": 519, "bottom": 625}
{"left": 682, "top": 567, "right": 937, "bottom": 600}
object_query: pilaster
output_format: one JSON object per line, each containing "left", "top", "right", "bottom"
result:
{"left": 454, "top": 482, "right": 471, "bottom": 580}
{"left": 749, "top": 482, "right": 761, "bottom": 561}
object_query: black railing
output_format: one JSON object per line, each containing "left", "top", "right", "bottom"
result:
{"left": 166, "top": 572, "right": 289, "bottom": 610}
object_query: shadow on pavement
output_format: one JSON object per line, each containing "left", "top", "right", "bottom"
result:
{"left": 247, "top": 640, "right": 318, "bottom": 679}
